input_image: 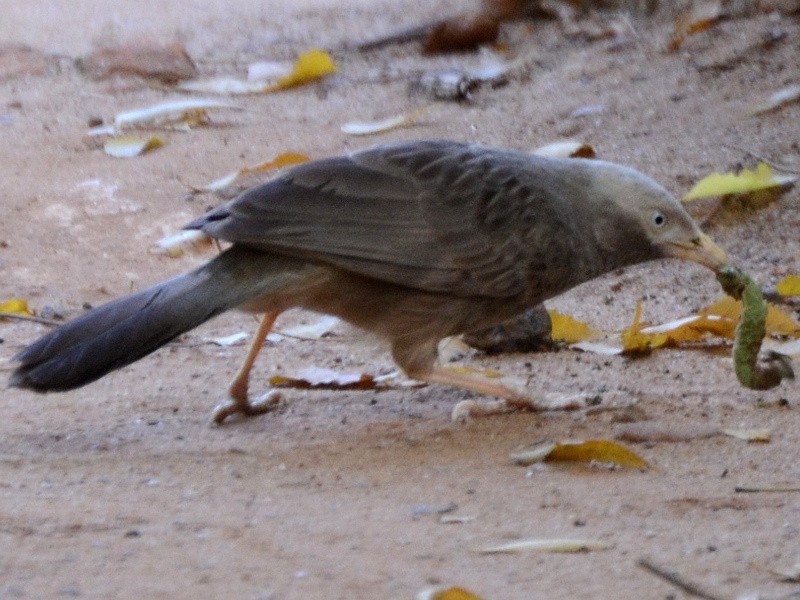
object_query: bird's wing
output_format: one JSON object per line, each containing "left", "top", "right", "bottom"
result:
{"left": 189, "top": 140, "right": 572, "bottom": 298}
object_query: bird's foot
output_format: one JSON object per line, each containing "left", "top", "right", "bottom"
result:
{"left": 452, "top": 391, "right": 611, "bottom": 421}
{"left": 451, "top": 394, "right": 539, "bottom": 422}
{"left": 210, "top": 390, "right": 284, "bottom": 425}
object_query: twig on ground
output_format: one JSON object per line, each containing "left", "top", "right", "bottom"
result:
{"left": 0, "top": 312, "right": 62, "bottom": 326}
{"left": 637, "top": 558, "right": 728, "bottom": 600}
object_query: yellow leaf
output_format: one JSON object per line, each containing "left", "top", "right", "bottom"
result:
{"left": 548, "top": 310, "right": 598, "bottom": 343}
{"left": 547, "top": 440, "right": 647, "bottom": 468}
{"left": 766, "top": 306, "right": 800, "bottom": 337}
{"left": 247, "top": 152, "right": 310, "bottom": 173}
{"left": 103, "top": 135, "right": 164, "bottom": 158}
{"left": 549, "top": 440, "right": 649, "bottom": 469}
{"left": 621, "top": 302, "right": 669, "bottom": 353}
{"left": 776, "top": 275, "right": 800, "bottom": 297}
{"left": 428, "top": 588, "right": 485, "bottom": 600}
{"left": 195, "top": 152, "right": 310, "bottom": 191}
{"left": 683, "top": 162, "right": 796, "bottom": 201}
{"left": 0, "top": 298, "right": 33, "bottom": 316}
{"left": 511, "top": 439, "right": 649, "bottom": 469}
{"left": 269, "top": 49, "right": 337, "bottom": 90}
{"left": 701, "top": 296, "right": 800, "bottom": 338}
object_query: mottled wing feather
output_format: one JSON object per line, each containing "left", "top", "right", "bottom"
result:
{"left": 189, "top": 141, "right": 559, "bottom": 298}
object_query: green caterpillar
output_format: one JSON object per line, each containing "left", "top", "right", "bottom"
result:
{"left": 716, "top": 265, "right": 794, "bottom": 390}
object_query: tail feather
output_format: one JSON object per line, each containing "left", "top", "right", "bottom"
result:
{"left": 10, "top": 246, "right": 308, "bottom": 392}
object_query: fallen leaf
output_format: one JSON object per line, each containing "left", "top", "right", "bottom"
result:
{"left": 111, "top": 98, "right": 240, "bottom": 131}
{"left": 152, "top": 229, "right": 213, "bottom": 258}
{"left": 82, "top": 42, "right": 197, "bottom": 83}
{"left": 722, "top": 428, "right": 771, "bottom": 442}
{"left": 177, "top": 77, "right": 277, "bottom": 95}
{"left": 269, "top": 367, "right": 375, "bottom": 390}
{"left": 477, "top": 538, "right": 613, "bottom": 554}
{"left": 532, "top": 140, "right": 596, "bottom": 159}
{"left": 640, "top": 313, "right": 735, "bottom": 343}
{"left": 776, "top": 275, "right": 800, "bottom": 297}
{"left": 570, "top": 340, "right": 623, "bottom": 355}
{"left": 569, "top": 104, "right": 606, "bottom": 119}
{"left": 701, "top": 295, "right": 800, "bottom": 338}
{"left": 103, "top": 135, "right": 164, "bottom": 158}
{"left": 0, "top": 298, "right": 33, "bottom": 316}
{"left": 422, "top": 12, "right": 500, "bottom": 54}
{"left": 668, "top": 0, "right": 722, "bottom": 52}
{"left": 511, "top": 439, "right": 649, "bottom": 469}
{"left": 194, "top": 152, "right": 310, "bottom": 192}
{"left": 683, "top": 162, "right": 797, "bottom": 202}
{"left": 621, "top": 302, "right": 669, "bottom": 353}
{"left": 415, "top": 586, "right": 485, "bottom": 600}
{"left": 269, "top": 48, "right": 337, "bottom": 90}
{"left": 341, "top": 106, "right": 429, "bottom": 136}
{"left": 247, "top": 60, "right": 292, "bottom": 81}
{"left": 749, "top": 84, "right": 800, "bottom": 116}
{"left": 548, "top": 310, "right": 599, "bottom": 343}
{"left": 208, "top": 332, "right": 249, "bottom": 347}
{"left": 176, "top": 50, "right": 335, "bottom": 95}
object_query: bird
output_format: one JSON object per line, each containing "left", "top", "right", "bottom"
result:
{"left": 9, "top": 140, "right": 728, "bottom": 423}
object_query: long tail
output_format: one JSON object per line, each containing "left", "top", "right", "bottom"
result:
{"left": 10, "top": 246, "right": 309, "bottom": 392}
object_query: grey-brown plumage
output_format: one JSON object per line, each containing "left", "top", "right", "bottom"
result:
{"left": 10, "top": 140, "right": 727, "bottom": 422}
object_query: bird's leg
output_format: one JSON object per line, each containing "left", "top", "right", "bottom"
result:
{"left": 211, "top": 311, "right": 283, "bottom": 425}
{"left": 420, "top": 366, "right": 540, "bottom": 421}
{"left": 392, "top": 341, "right": 539, "bottom": 421}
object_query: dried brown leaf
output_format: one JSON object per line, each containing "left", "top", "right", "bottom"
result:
{"left": 668, "top": 0, "right": 722, "bottom": 52}
{"left": 269, "top": 367, "right": 375, "bottom": 390}
{"left": 83, "top": 42, "right": 197, "bottom": 84}
{"left": 422, "top": 13, "right": 500, "bottom": 54}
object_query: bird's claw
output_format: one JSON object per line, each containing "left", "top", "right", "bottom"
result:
{"left": 450, "top": 395, "right": 539, "bottom": 422}
{"left": 210, "top": 390, "right": 284, "bottom": 425}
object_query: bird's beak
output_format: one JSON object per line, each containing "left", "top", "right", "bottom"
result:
{"left": 663, "top": 232, "right": 729, "bottom": 271}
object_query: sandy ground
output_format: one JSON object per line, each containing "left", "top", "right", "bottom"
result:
{"left": 1, "top": 1, "right": 800, "bottom": 599}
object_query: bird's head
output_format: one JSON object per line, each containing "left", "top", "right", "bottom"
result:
{"left": 582, "top": 160, "right": 729, "bottom": 271}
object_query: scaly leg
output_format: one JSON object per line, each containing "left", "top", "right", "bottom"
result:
{"left": 211, "top": 311, "right": 283, "bottom": 424}
{"left": 417, "top": 365, "right": 540, "bottom": 420}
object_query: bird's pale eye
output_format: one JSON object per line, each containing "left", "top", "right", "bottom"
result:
{"left": 652, "top": 211, "right": 667, "bottom": 227}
